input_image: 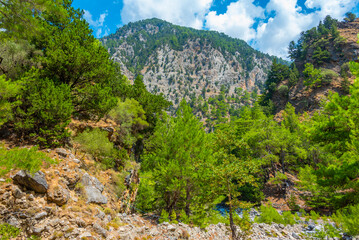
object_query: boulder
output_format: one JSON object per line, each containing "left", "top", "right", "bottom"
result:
{"left": 55, "top": 148, "right": 75, "bottom": 159}
{"left": 47, "top": 184, "right": 70, "bottom": 206}
{"left": 12, "top": 170, "right": 48, "bottom": 193}
{"left": 81, "top": 173, "right": 107, "bottom": 204}
{"left": 34, "top": 212, "right": 47, "bottom": 220}
{"left": 93, "top": 223, "right": 107, "bottom": 238}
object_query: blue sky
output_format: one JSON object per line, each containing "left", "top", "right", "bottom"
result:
{"left": 73, "top": 0, "right": 359, "bottom": 58}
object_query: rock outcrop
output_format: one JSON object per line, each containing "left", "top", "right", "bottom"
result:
{"left": 102, "top": 18, "right": 282, "bottom": 107}
{"left": 81, "top": 172, "right": 107, "bottom": 204}
{"left": 12, "top": 170, "right": 48, "bottom": 193}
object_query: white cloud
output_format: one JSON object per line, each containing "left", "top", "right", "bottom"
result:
{"left": 252, "top": 0, "right": 314, "bottom": 57}
{"left": 83, "top": 10, "right": 110, "bottom": 38}
{"left": 121, "top": 0, "right": 213, "bottom": 29}
{"left": 204, "top": 0, "right": 359, "bottom": 58}
{"left": 205, "top": 0, "right": 264, "bottom": 41}
{"left": 252, "top": 0, "right": 359, "bottom": 58}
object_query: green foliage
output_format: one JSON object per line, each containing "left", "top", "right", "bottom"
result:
{"left": 74, "top": 128, "right": 120, "bottom": 169}
{"left": 344, "top": 12, "right": 356, "bottom": 22}
{"left": 298, "top": 63, "right": 359, "bottom": 209}
{"left": 139, "top": 100, "right": 216, "bottom": 220}
{"left": 332, "top": 204, "right": 359, "bottom": 236}
{"left": 159, "top": 209, "right": 170, "bottom": 223}
{"left": 310, "top": 223, "right": 341, "bottom": 240}
{"left": 170, "top": 211, "right": 178, "bottom": 224}
{"left": 255, "top": 205, "right": 296, "bottom": 225}
{"left": 0, "top": 146, "right": 55, "bottom": 176}
{"left": 0, "top": 0, "right": 118, "bottom": 139}
{"left": 0, "top": 40, "right": 42, "bottom": 79}
{"left": 107, "top": 98, "right": 149, "bottom": 148}
{"left": 255, "top": 205, "right": 285, "bottom": 225}
{"left": 303, "top": 63, "right": 322, "bottom": 87}
{"left": 320, "top": 68, "right": 338, "bottom": 84}
{"left": 287, "top": 194, "right": 300, "bottom": 211}
{"left": 234, "top": 210, "right": 253, "bottom": 238}
{"left": 0, "top": 75, "right": 22, "bottom": 127}
{"left": 0, "top": 223, "right": 20, "bottom": 240}
{"left": 288, "top": 15, "right": 340, "bottom": 63}
{"left": 277, "top": 85, "right": 289, "bottom": 97}
{"left": 14, "top": 73, "right": 73, "bottom": 147}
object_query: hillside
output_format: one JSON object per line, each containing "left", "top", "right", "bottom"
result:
{"left": 101, "top": 18, "right": 286, "bottom": 105}
{"left": 265, "top": 17, "right": 359, "bottom": 118}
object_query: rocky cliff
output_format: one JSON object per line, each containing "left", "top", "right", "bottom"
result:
{"left": 272, "top": 18, "right": 359, "bottom": 118}
{"left": 101, "top": 18, "right": 285, "bottom": 106}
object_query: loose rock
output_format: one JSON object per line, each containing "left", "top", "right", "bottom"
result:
{"left": 12, "top": 170, "right": 48, "bottom": 193}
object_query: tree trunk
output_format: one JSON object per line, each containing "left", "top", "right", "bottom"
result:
{"left": 227, "top": 179, "right": 237, "bottom": 240}
{"left": 228, "top": 195, "right": 237, "bottom": 240}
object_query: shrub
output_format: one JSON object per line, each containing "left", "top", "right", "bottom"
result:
{"left": 74, "top": 128, "right": 120, "bottom": 169}
{"left": 287, "top": 194, "right": 300, "bottom": 211}
{"left": 277, "top": 85, "right": 289, "bottom": 97}
{"left": 344, "top": 12, "right": 356, "bottom": 22}
{"left": 303, "top": 63, "right": 322, "bottom": 87}
{"left": 0, "top": 75, "right": 22, "bottom": 127}
{"left": 0, "top": 146, "right": 55, "bottom": 176}
{"left": 332, "top": 204, "right": 359, "bottom": 236}
{"left": 15, "top": 73, "right": 73, "bottom": 147}
{"left": 255, "top": 204, "right": 297, "bottom": 226}
{"left": 320, "top": 68, "right": 338, "bottom": 84}
{"left": 107, "top": 98, "right": 149, "bottom": 149}
{"left": 159, "top": 209, "right": 170, "bottom": 223}
{"left": 170, "top": 211, "right": 178, "bottom": 224}
{"left": 255, "top": 204, "right": 284, "bottom": 224}
{"left": 0, "top": 223, "right": 20, "bottom": 239}
{"left": 340, "top": 62, "right": 351, "bottom": 78}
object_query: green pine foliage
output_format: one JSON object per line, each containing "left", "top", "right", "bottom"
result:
{"left": 138, "top": 100, "right": 216, "bottom": 220}
{"left": 14, "top": 73, "right": 73, "bottom": 147}
{"left": 0, "top": 75, "right": 22, "bottom": 127}
{"left": 0, "top": 145, "right": 56, "bottom": 176}
{"left": 255, "top": 205, "right": 296, "bottom": 225}
{"left": 332, "top": 204, "right": 359, "bottom": 236}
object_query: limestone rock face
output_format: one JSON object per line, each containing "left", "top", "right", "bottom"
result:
{"left": 12, "top": 170, "right": 48, "bottom": 193}
{"left": 101, "top": 18, "right": 277, "bottom": 108}
{"left": 81, "top": 173, "right": 107, "bottom": 204}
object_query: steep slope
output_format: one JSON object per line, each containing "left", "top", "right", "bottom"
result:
{"left": 101, "top": 18, "right": 285, "bottom": 105}
{"left": 267, "top": 17, "right": 359, "bottom": 118}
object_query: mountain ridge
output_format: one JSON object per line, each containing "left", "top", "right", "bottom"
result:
{"left": 101, "top": 18, "right": 287, "bottom": 106}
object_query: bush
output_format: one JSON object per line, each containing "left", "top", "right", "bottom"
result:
{"left": 107, "top": 98, "right": 149, "bottom": 148}
{"left": 303, "top": 63, "right": 322, "bottom": 87}
{"left": 15, "top": 73, "right": 73, "bottom": 147}
{"left": 320, "top": 68, "right": 338, "bottom": 84}
{"left": 74, "top": 128, "right": 120, "bottom": 169}
{"left": 277, "top": 85, "right": 289, "bottom": 97}
{"left": 159, "top": 209, "right": 170, "bottom": 223}
{"left": 255, "top": 204, "right": 284, "bottom": 224}
{"left": 0, "top": 75, "right": 22, "bottom": 127}
{"left": 255, "top": 204, "right": 296, "bottom": 225}
{"left": 344, "top": 12, "right": 356, "bottom": 22}
{"left": 332, "top": 204, "right": 359, "bottom": 236}
{"left": 0, "top": 146, "right": 55, "bottom": 176}
{"left": 0, "top": 223, "right": 20, "bottom": 240}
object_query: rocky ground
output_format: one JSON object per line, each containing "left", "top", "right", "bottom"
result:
{"left": 0, "top": 147, "right": 356, "bottom": 239}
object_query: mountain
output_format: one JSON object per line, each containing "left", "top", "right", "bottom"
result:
{"left": 101, "top": 18, "right": 286, "bottom": 105}
{"left": 265, "top": 17, "right": 359, "bottom": 118}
